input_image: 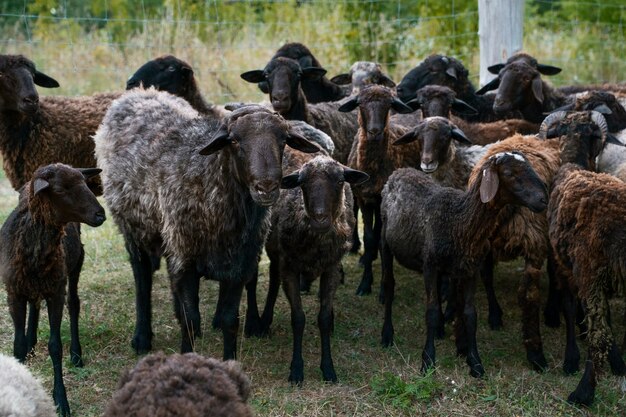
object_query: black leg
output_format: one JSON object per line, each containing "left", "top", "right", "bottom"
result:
{"left": 244, "top": 265, "right": 264, "bottom": 338}
{"left": 421, "top": 266, "right": 440, "bottom": 374}
{"left": 380, "top": 238, "right": 395, "bottom": 348}
{"left": 543, "top": 249, "right": 562, "bottom": 328}
{"left": 9, "top": 297, "right": 28, "bottom": 363}
{"left": 26, "top": 301, "right": 40, "bottom": 355}
{"left": 318, "top": 269, "right": 339, "bottom": 382}
{"left": 47, "top": 293, "right": 71, "bottom": 416}
{"left": 170, "top": 263, "right": 202, "bottom": 353}
{"left": 350, "top": 200, "right": 361, "bottom": 254}
{"left": 517, "top": 261, "right": 547, "bottom": 372}
{"left": 67, "top": 249, "right": 84, "bottom": 367}
{"left": 562, "top": 286, "right": 580, "bottom": 375}
{"left": 480, "top": 251, "right": 503, "bottom": 330}
{"left": 283, "top": 268, "right": 305, "bottom": 385}
{"left": 219, "top": 280, "right": 245, "bottom": 360}
{"left": 460, "top": 274, "right": 484, "bottom": 378}
{"left": 567, "top": 359, "right": 596, "bottom": 407}
{"left": 260, "top": 252, "right": 281, "bottom": 336}
{"left": 356, "top": 202, "right": 376, "bottom": 296}
{"left": 125, "top": 239, "right": 155, "bottom": 354}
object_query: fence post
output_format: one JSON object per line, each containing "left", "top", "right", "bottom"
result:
{"left": 478, "top": 0, "right": 524, "bottom": 87}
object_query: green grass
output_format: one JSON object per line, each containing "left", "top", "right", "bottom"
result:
{"left": 0, "top": 174, "right": 624, "bottom": 416}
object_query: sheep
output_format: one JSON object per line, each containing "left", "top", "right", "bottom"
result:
{"left": 395, "top": 54, "right": 504, "bottom": 122}
{"left": 94, "top": 91, "right": 320, "bottom": 358}
{"left": 240, "top": 56, "right": 359, "bottom": 165}
{"left": 0, "top": 353, "right": 56, "bottom": 417}
{"left": 126, "top": 54, "right": 227, "bottom": 119}
{"left": 379, "top": 152, "right": 548, "bottom": 378}
{"left": 256, "top": 42, "right": 346, "bottom": 103}
{"left": 329, "top": 61, "right": 396, "bottom": 94}
{"left": 0, "top": 164, "right": 106, "bottom": 416}
{"left": 258, "top": 151, "right": 368, "bottom": 384}
{"left": 335, "top": 85, "right": 415, "bottom": 298}
{"left": 103, "top": 352, "right": 253, "bottom": 417}
{"left": 544, "top": 110, "right": 626, "bottom": 406}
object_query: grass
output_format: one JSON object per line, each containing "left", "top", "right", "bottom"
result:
{"left": 0, "top": 174, "right": 624, "bottom": 416}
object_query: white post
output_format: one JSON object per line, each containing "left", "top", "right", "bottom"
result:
{"left": 478, "top": 0, "right": 524, "bottom": 87}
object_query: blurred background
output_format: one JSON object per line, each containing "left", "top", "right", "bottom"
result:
{"left": 1, "top": 0, "right": 624, "bottom": 103}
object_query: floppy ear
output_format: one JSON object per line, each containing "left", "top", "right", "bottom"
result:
{"left": 487, "top": 63, "right": 505, "bottom": 74}
{"left": 451, "top": 98, "right": 478, "bottom": 115}
{"left": 286, "top": 131, "right": 322, "bottom": 154}
{"left": 391, "top": 98, "right": 414, "bottom": 114}
{"left": 393, "top": 130, "right": 418, "bottom": 145}
{"left": 330, "top": 73, "right": 352, "bottom": 85}
{"left": 378, "top": 74, "right": 396, "bottom": 88}
{"left": 302, "top": 67, "right": 327, "bottom": 80}
{"left": 240, "top": 70, "right": 265, "bottom": 84}
{"left": 607, "top": 134, "right": 626, "bottom": 146}
{"left": 33, "top": 178, "right": 49, "bottom": 195}
{"left": 531, "top": 77, "right": 544, "bottom": 103}
{"left": 594, "top": 104, "right": 612, "bottom": 115}
{"left": 343, "top": 167, "right": 369, "bottom": 185}
{"left": 281, "top": 171, "right": 301, "bottom": 189}
{"left": 258, "top": 81, "right": 270, "bottom": 94}
{"left": 476, "top": 77, "right": 500, "bottom": 95}
{"left": 537, "top": 64, "right": 561, "bottom": 76}
{"left": 451, "top": 127, "right": 472, "bottom": 145}
{"left": 480, "top": 165, "right": 499, "bottom": 203}
{"left": 199, "top": 125, "right": 231, "bottom": 155}
{"left": 33, "top": 70, "right": 60, "bottom": 88}
{"left": 405, "top": 98, "right": 421, "bottom": 111}
{"left": 337, "top": 96, "right": 359, "bottom": 113}
{"left": 445, "top": 67, "right": 457, "bottom": 79}
{"left": 77, "top": 168, "right": 102, "bottom": 179}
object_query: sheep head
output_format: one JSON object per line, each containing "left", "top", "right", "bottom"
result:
{"left": 330, "top": 61, "right": 395, "bottom": 94}
{"left": 487, "top": 52, "right": 562, "bottom": 76}
{"left": 126, "top": 55, "right": 194, "bottom": 96}
{"left": 488, "top": 62, "right": 544, "bottom": 115}
{"left": 407, "top": 85, "right": 477, "bottom": 117}
{"left": 0, "top": 54, "right": 59, "bottom": 115}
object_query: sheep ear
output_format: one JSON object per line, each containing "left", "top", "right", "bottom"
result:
{"left": 337, "top": 96, "right": 359, "bottom": 113}
{"left": 33, "top": 178, "right": 49, "bottom": 195}
{"left": 487, "top": 63, "right": 505, "bottom": 74}
{"left": 451, "top": 127, "right": 472, "bottom": 145}
{"left": 451, "top": 98, "right": 478, "bottom": 115}
{"left": 531, "top": 77, "right": 544, "bottom": 103}
{"left": 379, "top": 74, "right": 396, "bottom": 88}
{"left": 480, "top": 165, "right": 499, "bottom": 203}
{"left": 594, "top": 104, "right": 612, "bottom": 115}
{"left": 77, "top": 168, "right": 102, "bottom": 179}
{"left": 343, "top": 167, "right": 369, "bottom": 185}
{"left": 33, "top": 70, "right": 60, "bottom": 88}
{"left": 240, "top": 70, "right": 265, "bottom": 84}
{"left": 258, "top": 81, "right": 270, "bottom": 94}
{"left": 199, "top": 126, "right": 231, "bottom": 155}
{"left": 302, "top": 67, "right": 327, "bottom": 80}
{"left": 393, "top": 130, "right": 418, "bottom": 145}
{"left": 281, "top": 171, "right": 301, "bottom": 189}
{"left": 391, "top": 98, "right": 414, "bottom": 114}
{"left": 286, "top": 131, "right": 322, "bottom": 154}
{"left": 607, "top": 134, "right": 626, "bottom": 147}
{"left": 537, "top": 64, "right": 562, "bottom": 75}
{"left": 476, "top": 77, "right": 500, "bottom": 95}
{"left": 445, "top": 67, "right": 457, "bottom": 79}
{"left": 330, "top": 73, "right": 352, "bottom": 85}
{"left": 405, "top": 98, "right": 421, "bottom": 111}
{"left": 298, "top": 56, "right": 314, "bottom": 69}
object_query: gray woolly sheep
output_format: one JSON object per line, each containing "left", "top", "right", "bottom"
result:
{"left": 94, "top": 90, "right": 320, "bottom": 358}
{"left": 0, "top": 353, "right": 56, "bottom": 417}
{"left": 103, "top": 352, "right": 253, "bottom": 417}
{"left": 330, "top": 61, "right": 396, "bottom": 95}
{"left": 0, "top": 164, "right": 106, "bottom": 416}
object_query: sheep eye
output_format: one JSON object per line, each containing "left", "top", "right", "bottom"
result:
{"left": 167, "top": 66, "right": 176, "bottom": 72}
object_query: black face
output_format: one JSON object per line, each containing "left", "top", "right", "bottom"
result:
{"left": 415, "top": 87, "right": 456, "bottom": 118}
{"left": 396, "top": 55, "right": 467, "bottom": 103}
{"left": 126, "top": 55, "right": 193, "bottom": 96}
{"left": 495, "top": 154, "right": 548, "bottom": 213}
{"left": 493, "top": 62, "right": 541, "bottom": 115}
{"left": 300, "top": 164, "right": 346, "bottom": 232}
{"left": 0, "top": 56, "right": 59, "bottom": 115}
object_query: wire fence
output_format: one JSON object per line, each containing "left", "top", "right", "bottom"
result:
{"left": 0, "top": 0, "right": 624, "bottom": 103}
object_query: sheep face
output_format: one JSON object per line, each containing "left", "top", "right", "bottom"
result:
{"left": 556, "top": 91, "right": 626, "bottom": 132}
{"left": 126, "top": 55, "right": 193, "bottom": 95}
{"left": 29, "top": 164, "right": 105, "bottom": 227}
{"left": 331, "top": 61, "right": 395, "bottom": 94}
{"left": 200, "top": 109, "right": 320, "bottom": 207}
{"left": 493, "top": 62, "right": 543, "bottom": 115}
{"left": 0, "top": 55, "right": 59, "bottom": 115}
{"left": 396, "top": 55, "right": 468, "bottom": 103}
{"left": 282, "top": 156, "right": 368, "bottom": 232}
{"left": 481, "top": 152, "right": 548, "bottom": 212}
{"left": 408, "top": 85, "right": 477, "bottom": 118}
{"left": 240, "top": 57, "right": 326, "bottom": 115}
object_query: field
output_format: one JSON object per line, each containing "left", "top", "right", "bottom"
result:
{"left": 0, "top": 166, "right": 624, "bottom": 416}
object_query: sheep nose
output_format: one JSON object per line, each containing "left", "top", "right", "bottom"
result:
{"left": 272, "top": 93, "right": 289, "bottom": 103}
{"left": 255, "top": 180, "right": 278, "bottom": 195}
{"left": 23, "top": 95, "right": 38, "bottom": 105}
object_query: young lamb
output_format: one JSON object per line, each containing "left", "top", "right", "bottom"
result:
{"left": 380, "top": 152, "right": 548, "bottom": 378}
{"left": 330, "top": 61, "right": 396, "bottom": 94}
{"left": 0, "top": 353, "right": 56, "bottom": 417}
{"left": 336, "top": 85, "right": 414, "bottom": 298}
{"left": 103, "top": 352, "right": 253, "bottom": 417}
{"left": 94, "top": 91, "right": 320, "bottom": 359}
{"left": 259, "top": 151, "right": 368, "bottom": 384}
{"left": 545, "top": 110, "right": 626, "bottom": 406}
{"left": 0, "top": 164, "right": 106, "bottom": 416}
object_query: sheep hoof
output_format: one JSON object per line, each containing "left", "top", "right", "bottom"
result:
{"left": 563, "top": 358, "right": 580, "bottom": 375}
{"left": 528, "top": 350, "right": 548, "bottom": 373}
{"left": 131, "top": 333, "right": 153, "bottom": 355}
{"left": 355, "top": 284, "right": 372, "bottom": 296}
{"left": 322, "top": 368, "right": 337, "bottom": 383}
{"left": 381, "top": 329, "right": 394, "bottom": 348}
{"left": 244, "top": 319, "right": 269, "bottom": 339}
{"left": 469, "top": 364, "right": 485, "bottom": 378}
{"left": 288, "top": 372, "right": 304, "bottom": 386}
{"left": 70, "top": 352, "right": 84, "bottom": 368}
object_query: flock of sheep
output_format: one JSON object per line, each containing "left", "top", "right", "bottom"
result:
{"left": 0, "top": 41, "right": 625, "bottom": 415}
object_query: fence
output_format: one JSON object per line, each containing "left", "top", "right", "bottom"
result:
{"left": 0, "top": 0, "right": 624, "bottom": 103}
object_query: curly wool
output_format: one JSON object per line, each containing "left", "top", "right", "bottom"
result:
{"left": 103, "top": 352, "right": 253, "bottom": 417}
{"left": 0, "top": 354, "right": 56, "bottom": 417}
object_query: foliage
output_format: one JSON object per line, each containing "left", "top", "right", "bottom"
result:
{"left": 371, "top": 369, "right": 443, "bottom": 410}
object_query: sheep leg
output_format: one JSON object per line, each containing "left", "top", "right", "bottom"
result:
{"left": 283, "top": 269, "right": 306, "bottom": 385}
{"left": 171, "top": 266, "right": 202, "bottom": 353}
{"left": 47, "top": 293, "right": 71, "bottom": 417}
{"left": 517, "top": 261, "right": 547, "bottom": 372}
{"left": 576, "top": 298, "right": 588, "bottom": 340}
{"left": 567, "top": 358, "right": 596, "bottom": 406}
{"left": 350, "top": 200, "right": 361, "bottom": 254}
{"left": 243, "top": 267, "right": 264, "bottom": 338}
{"left": 318, "top": 268, "right": 339, "bottom": 383}
{"left": 212, "top": 283, "right": 226, "bottom": 330}
{"left": 562, "top": 286, "right": 580, "bottom": 375}
{"left": 9, "top": 297, "right": 28, "bottom": 362}
{"left": 260, "top": 253, "right": 281, "bottom": 336}
{"left": 380, "top": 238, "right": 395, "bottom": 347}
{"left": 454, "top": 277, "right": 468, "bottom": 357}
{"left": 126, "top": 240, "right": 155, "bottom": 354}
{"left": 26, "top": 301, "right": 40, "bottom": 354}
{"left": 442, "top": 275, "right": 456, "bottom": 324}
{"left": 67, "top": 251, "right": 84, "bottom": 367}
{"left": 435, "top": 275, "right": 446, "bottom": 339}
{"left": 608, "top": 341, "right": 626, "bottom": 376}
{"left": 543, "top": 250, "right": 562, "bottom": 328}
{"left": 355, "top": 202, "right": 378, "bottom": 297}
{"left": 218, "top": 280, "right": 245, "bottom": 360}
{"left": 459, "top": 274, "right": 484, "bottom": 378}
{"left": 480, "top": 251, "right": 503, "bottom": 330}
{"left": 421, "top": 267, "right": 440, "bottom": 374}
